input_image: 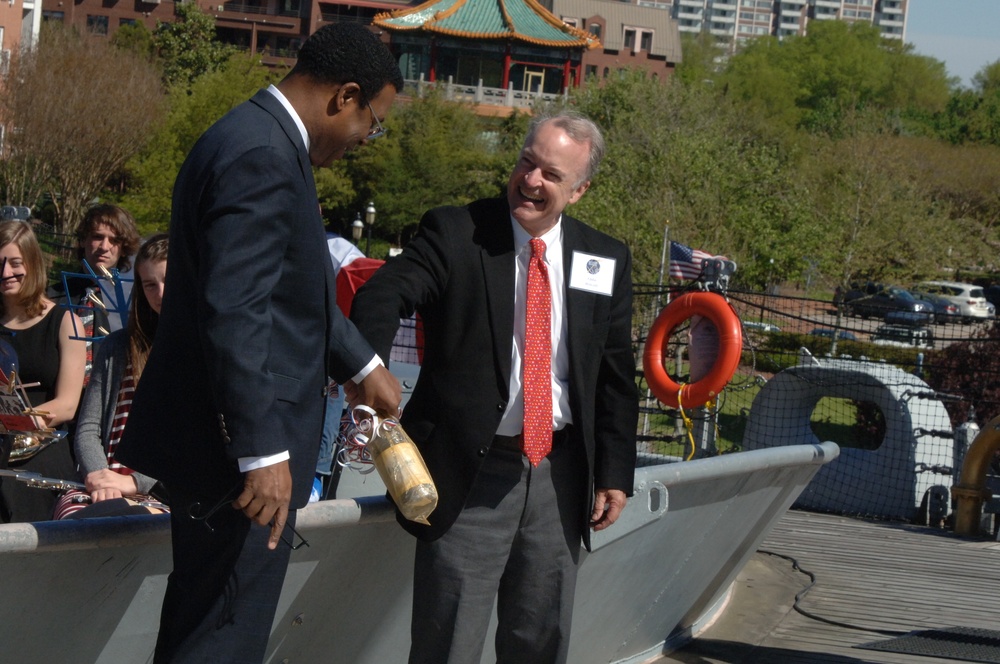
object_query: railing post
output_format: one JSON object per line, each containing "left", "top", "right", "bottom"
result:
{"left": 475, "top": 78, "right": 483, "bottom": 103}
{"left": 505, "top": 82, "right": 514, "bottom": 107}
{"left": 447, "top": 75, "right": 454, "bottom": 101}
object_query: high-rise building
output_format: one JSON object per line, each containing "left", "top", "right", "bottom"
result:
{"left": 644, "top": 0, "right": 907, "bottom": 46}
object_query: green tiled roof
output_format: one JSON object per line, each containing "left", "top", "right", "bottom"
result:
{"left": 374, "top": 0, "right": 599, "bottom": 49}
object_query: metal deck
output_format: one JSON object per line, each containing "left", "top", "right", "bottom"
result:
{"left": 660, "top": 509, "right": 1000, "bottom": 664}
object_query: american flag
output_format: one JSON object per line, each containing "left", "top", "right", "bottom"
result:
{"left": 668, "top": 241, "right": 713, "bottom": 280}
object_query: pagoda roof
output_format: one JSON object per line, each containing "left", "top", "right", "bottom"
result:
{"left": 374, "top": 0, "right": 600, "bottom": 49}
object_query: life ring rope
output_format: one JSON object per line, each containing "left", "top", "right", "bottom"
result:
{"left": 642, "top": 291, "right": 743, "bottom": 411}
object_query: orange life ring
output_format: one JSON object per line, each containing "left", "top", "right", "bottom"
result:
{"left": 642, "top": 291, "right": 743, "bottom": 409}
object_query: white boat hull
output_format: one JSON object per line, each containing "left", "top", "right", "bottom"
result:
{"left": 0, "top": 442, "right": 838, "bottom": 663}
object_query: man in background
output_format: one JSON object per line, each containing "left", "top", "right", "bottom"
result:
{"left": 49, "top": 204, "right": 141, "bottom": 378}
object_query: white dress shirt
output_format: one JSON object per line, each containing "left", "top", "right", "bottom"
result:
{"left": 496, "top": 217, "right": 573, "bottom": 436}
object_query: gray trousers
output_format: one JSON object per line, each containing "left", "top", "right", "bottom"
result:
{"left": 409, "top": 429, "right": 586, "bottom": 664}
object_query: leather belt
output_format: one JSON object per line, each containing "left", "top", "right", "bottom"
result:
{"left": 492, "top": 427, "right": 571, "bottom": 453}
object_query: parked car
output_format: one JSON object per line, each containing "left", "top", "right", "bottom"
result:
{"left": 870, "top": 324, "right": 935, "bottom": 350}
{"left": 809, "top": 328, "right": 858, "bottom": 342}
{"left": 842, "top": 285, "right": 934, "bottom": 324}
{"left": 907, "top": 289, "right": 960, "bottom": 325}
{"left": 915, "top": 281, "right": 993, "bottom": 324}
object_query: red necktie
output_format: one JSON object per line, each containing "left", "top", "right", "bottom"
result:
{"left": 522, "top": 238, "right": 552, "bottom": 466}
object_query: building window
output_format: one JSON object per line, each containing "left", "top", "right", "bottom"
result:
{"left": 624, "top": 28, "right": 636, "bottom": 49}
{"left": 43, "top": 10, "right": 65, "bottom": 21}
{"left": 119, "top": 18, "right": 137, "bottom": 26}
{"left": 87, "top": 15, "right": 109, "bottom": 35}
{"left": 562, "top": 17, "right": 578, "bottom": 28}
{"left": 589, "top": 23, "right": 602, "bottom": 40}
{"left": 640, "top": 31, "right": 652, "bottom": 51}
{"left": 603, "top": 67, "right": 609, "bottom": 78}
{"left": 585, "top": 65, "right": 597, "bottom": 79}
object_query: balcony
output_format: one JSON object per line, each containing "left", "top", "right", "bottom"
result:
{"left": 781, "top": 6, "right": 803, "bottom": 18}
{"left": 677, "top": 0, "right": 704, "bottom": 7}
{"left": 221, "top": 0, "right": 303, "bottom": 18}
{"left": 710, "top": 1, "right": 737, "bottom": 9}
{"left": 814, "top": 0, "right": 840, "bottom": 7}
{"left": 677, "top": 10, "right": 704, "bottom": 20}
{"left": 782, "top": 0, "right": 806, "bottom": 4}
{"left": 877, "top": 16, "right": 904, "bottom": 27}
{"left": 779, "top": 18, "right": 800, "bottom": 30}
{"left": 711, "top": 12, "right": 736, "bottom": 23}
{"left": 709, "top": 24, "right": 735, "bottom": 36}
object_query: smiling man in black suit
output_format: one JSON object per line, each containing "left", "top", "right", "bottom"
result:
{"left": 116, "top": 23, "right": 402, "bottom": 663}
{"left": 352, "top": 112, "right": 639, "bottom": 664}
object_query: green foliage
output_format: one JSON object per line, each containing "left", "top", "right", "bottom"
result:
{"left": 569, "top": 70, "right": 812, "bottom": 286}
{"left": 675, "top": 32, "right": 724, "bottom": 88}
{"left": 116, "top": 54, "right": 276, "bottom": 232}
{"left": 972, "top": 59, "right": 1000, "bottom": 94}
{"left": 153, "top": 3, "right": 239, "bottom": 90}
{"left": 339, "top": 91, "right": 521, "bottom": 244}
{"left": 112, "top": 21, "right": 156, "bottom": 61}
{"left": 720, "top": 21, "right": 951, "bottom": 134}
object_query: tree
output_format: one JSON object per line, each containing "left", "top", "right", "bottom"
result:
{"left": 112, "top": 20, "right": 157, "bottom": 61}
{"left": 720, "top": 21, "right": 951, "bottom": 135}
{"left": 153, "top": 3, "right": 239, "bottom": 90}
{"left": 117, "top": 53, "right": 276, "bottom": 232}
{"left": 0, "top": 24, "right": 164, "bottom": 234}
{"left": 570, "top": 70, "right": 812, "bottom": 286}
{"left": 805, "top": 108, "right": 947, "bottom": 290}
{"left": 341, "top": 91, "right": 521, "bottom": 245}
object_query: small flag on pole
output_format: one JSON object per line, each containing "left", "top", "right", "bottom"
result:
{"left": 668, "top": 241, "right": 713, "bottom": 280}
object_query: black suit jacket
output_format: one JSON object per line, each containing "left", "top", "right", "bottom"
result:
{"left": 117, "top": 89, "right": 375, "bottom": 507}
{"left": 351, "top": 198, "right": 638, "bottom": 547}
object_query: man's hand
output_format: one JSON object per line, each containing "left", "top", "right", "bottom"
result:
{"left": 590, "top": 488, "right": 627, "bottom": 532}
{"left": 232, "top": 461, "right": 293, "bottom": 550}
{"left": 344, "top": 364, "right": 401, "bottom": 418}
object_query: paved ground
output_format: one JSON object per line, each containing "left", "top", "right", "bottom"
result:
{"left": 653, "top": 509, "right": 1000, "bottom": 664}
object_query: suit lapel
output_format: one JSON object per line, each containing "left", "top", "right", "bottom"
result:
{"left": 561, "top": 216, "right": 595, "bottom": 373}
{"left": 478, "top": 202, "right": 516, "bottom": 395}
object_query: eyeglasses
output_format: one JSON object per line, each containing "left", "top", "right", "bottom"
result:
{"left": 189, "top": 484, "right": 310, "bottom": 551}
{"left": 367, "top": 101, "right": 386, "bottom": 141}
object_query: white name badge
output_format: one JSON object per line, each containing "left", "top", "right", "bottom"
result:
{"left": 569, "top": 251, "right": 616, "bottom": 296}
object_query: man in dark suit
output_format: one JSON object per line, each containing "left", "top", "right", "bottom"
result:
{"left": 116, "top": 23, "right": 402, "bottom": 663}
{"left": 351, "top": 112, "right": 639, "bottom": 664}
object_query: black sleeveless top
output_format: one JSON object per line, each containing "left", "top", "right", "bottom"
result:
{"left": 0, "top": 306, "right": 67, "bottom": 408}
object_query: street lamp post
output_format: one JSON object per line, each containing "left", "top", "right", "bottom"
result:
{"left": 364, "top": 201, "right": 376, "bottom": 256}
{"left": 351, "top": 213, "right": 364, "bottom": 245}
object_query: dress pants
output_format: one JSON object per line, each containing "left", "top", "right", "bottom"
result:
{"left": 409, "top": 428, "right": 586, "bottom": 664}
{"left": 154, "top": 485, "right": 295, "bottom": 664}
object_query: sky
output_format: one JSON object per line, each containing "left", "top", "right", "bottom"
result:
{"left": 905, "top": 0, "right": 1000, "bottom": 89}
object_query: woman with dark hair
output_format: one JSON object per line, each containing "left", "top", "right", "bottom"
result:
{"left": 54, "top": 235, "right": 169, "bottom": 518}
{"left": 0, "top": 220, "right": 86, "bottom": 522}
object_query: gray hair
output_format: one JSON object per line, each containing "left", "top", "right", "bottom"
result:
{"left": 523, "top": 111, "right": 605, "bottom": 186}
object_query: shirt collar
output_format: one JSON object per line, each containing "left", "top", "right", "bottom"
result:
{"left": 511, "top": 216, "right": 562, "bottom": 262}
{"left": 266, "top": 84, "right": 309, "bottom": 152}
